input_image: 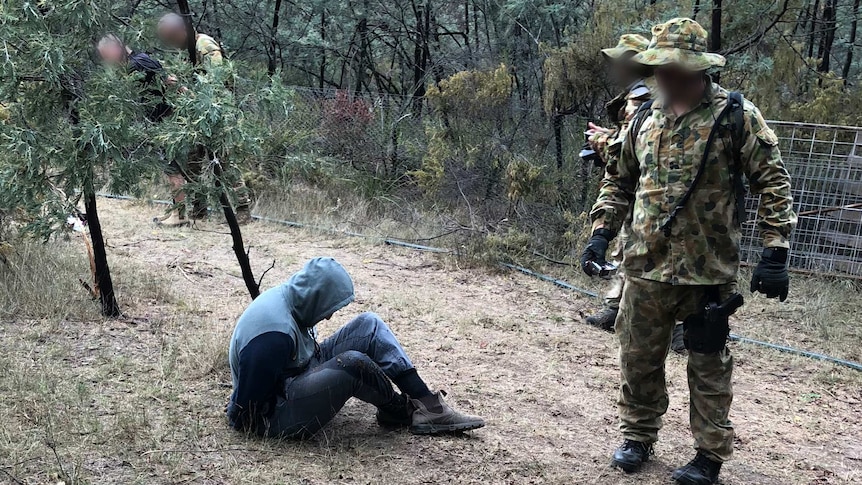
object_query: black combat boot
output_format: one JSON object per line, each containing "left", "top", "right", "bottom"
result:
{"left": 672, "top": 452, "right": 722, "bottom": 485}
{"left": 611, "top": 439, "right": 653, "bottom": 473}
{"left": 670, "top": 324, "right": 687, "bottom": 355}
{"left": 586, "top": 307, "right": 618, "bottom": 332}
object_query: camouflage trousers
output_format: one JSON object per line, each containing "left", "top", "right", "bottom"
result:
{"left": 604, "top": 235, "right": 626, "bottom": 309}
{"left": 173, "top": 146, "right": 252, "bottom": 209}
{"left": 617, "top": 276, "right": 735, "bottom": 462}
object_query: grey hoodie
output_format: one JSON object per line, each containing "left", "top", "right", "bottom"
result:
{"left": 228, "top": 257, "right": 355, "bottom": 404}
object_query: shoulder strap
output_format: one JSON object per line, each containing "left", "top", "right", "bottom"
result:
{"left": 630, "top": 99, "right": 655, "bottom": 139}
{"left": 727, "top": 91, "right": 748, "bottom": 224}
{"left": 659, "top": 94, "right": 740, "bottom": 237}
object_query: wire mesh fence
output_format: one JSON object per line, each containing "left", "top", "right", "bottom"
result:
{"left": 237, "top": 83, "right": 862, "bottom": 278}
{"left": 741, "top": 121, "right": 862, "bottom": 277}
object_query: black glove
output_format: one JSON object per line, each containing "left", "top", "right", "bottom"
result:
{"left": 581, "top": 229, "right": 612, "bottom": 276}
{"left": 750, "top": 247, "right": 789, "bottom": 302}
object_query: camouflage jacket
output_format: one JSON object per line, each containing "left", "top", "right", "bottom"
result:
{"left": 592, "top": 78, "right": 653, "bottom": 162}
{"left": 591, "top": 81, "right": 797, "bottom": 285}
{"left": 607, "top": 78, "right": 654, "bottom": 158}
{"left": 196, "top": 33, "right": 224, "bottom": 65}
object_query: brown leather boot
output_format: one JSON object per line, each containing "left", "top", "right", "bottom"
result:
{"left": 155, "top": 209, "right": 189, "bottom": 227}
{"left": 409, "top": 391, "right": 485, "bottom": 435}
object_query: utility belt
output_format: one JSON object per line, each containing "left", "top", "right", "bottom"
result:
{"left": 683, "top": 286, "right": 744, "bottom": 354}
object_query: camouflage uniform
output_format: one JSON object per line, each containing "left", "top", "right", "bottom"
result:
{"left": 593, "top": 78, "right": 653, "bottom": 310}
{"left": 196, "top": 33, "right": 224, "bottom": 66}
{"left": 590, "top": 18, "right": 796, "bottom": 462}
{"left": 590, "top": 34, "right": 653, "bottom": 312}
{"left": 186, "top": 32, "right": 252, "bottom": 213}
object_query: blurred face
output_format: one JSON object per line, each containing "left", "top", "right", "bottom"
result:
{"left": 158, "top": 24, "right": 188, "bottom": 48}
{"left": 609, "top": 52, "right": 640, "bottom": 87}
{"left": 98, "top": 41, "right": 126, "bottom": 65}
{"left": 654, "top": 65, "right": 707, "bottom": 103}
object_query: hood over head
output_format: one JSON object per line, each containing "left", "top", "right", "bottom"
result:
{"left": 284, "top": 257, "right": 355, "bottom": 328}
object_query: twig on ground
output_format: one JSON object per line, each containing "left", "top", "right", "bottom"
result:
{"left": 532, "top": 251, "right": 575, "bottom": 266}
{"left": 405, "top": 228, "right": 464, "bottom": 242}
{"left": 141, "top": 447, "right": 283, "bottom": 456}
{"left": 0, "top": 468, "right": 24, "bottom": 485}
{"left": 44, "top": 429, "right": 70, "bottom": 484}
{"left": 190, "top": 224, "right": 232, "bottom": 235}
{"left": 107, "top": 237, "right": 184, "bottom": 248}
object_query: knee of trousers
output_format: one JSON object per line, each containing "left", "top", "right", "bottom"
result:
{"left": 349, "top": 311, "right": 387, "bottom": 333}
{"left": 333, "top": 350, "right": 376, "bottom": 370}
{"left": 331, "top": 350, "right": 389, "bottom": 386}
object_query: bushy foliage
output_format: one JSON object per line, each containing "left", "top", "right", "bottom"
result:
{"left": 0, "top": 1, "right": 157, "bottom": 235}
{"left": 426, "top": 64, "right": 513, "bottom": 117}
{"left": 417, "top": 64, "right": 516, "bottom": 199}
{"left": 318, "top": 90, "right": 376, "bottom": 169}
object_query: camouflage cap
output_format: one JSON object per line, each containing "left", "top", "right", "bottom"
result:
{"left": 601, "top": 34, "right": 650, "bottom": 60}
{"left": 632, "top": 17, "right": 726, "bottom": 71}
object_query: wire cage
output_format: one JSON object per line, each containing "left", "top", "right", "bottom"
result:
{"left": 741, "top": 121, "right": 862, "bottom": 277}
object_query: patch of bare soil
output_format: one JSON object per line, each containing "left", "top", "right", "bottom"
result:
{"left": 1, "top": 197, "right": 860, "bottom": 484}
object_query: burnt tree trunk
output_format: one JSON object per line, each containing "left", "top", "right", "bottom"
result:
{"left": 319, "top": 9, "right": 327, "bottom": 89}
{"left": 175, "top": 0, "right": 198, "bottom": 64}
{"left": 553, "top": 112, "right": 563, "bottom": 170}
{"left": 412, "top": 1, "right": 429, "bottom": 113}
{"left": 176, "top": 0, "right": 260, "bottom": 300}
{"left": 214, "top": 162, "right": 260, "bottom": 299}
{"left": 710, "top": 0, "right": 722, "bottom": 82}
{"left": 807, "top": 0, "right": 821, "bottom": 59}
{"left": 267, "top": 0, "right": 283, "bottom": 75}
{"left": 84, "top": 188, "right": 121, "bottom": 317}
{"left": 816, "top": 0, "right": 837, "bottom": 73}
{"left": 843, "top": 0, "right": 860, "bottom": 81}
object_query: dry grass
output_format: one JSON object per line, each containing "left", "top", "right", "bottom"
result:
{"left": 0, "top": 197, "right": 860, "bottom": 485}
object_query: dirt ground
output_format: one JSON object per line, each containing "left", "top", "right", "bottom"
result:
{"left": 1, "top": 197, "right": 861, "bottom": 485}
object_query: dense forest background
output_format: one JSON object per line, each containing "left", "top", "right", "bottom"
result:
{"left": 119, "top": 0, "right": 862, "bottom": 123}
{"left": 2, "top": 0, "right": 862, "bottom": 282}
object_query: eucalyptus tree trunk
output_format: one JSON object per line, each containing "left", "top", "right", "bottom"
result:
{"left": 267, "top": 0, "right": 283, "bottom": 75}
{"left": 84, "top": 185, "right": 121, "bottom": 317}
{"left": 843, "top": 0, "right": 860, "bottom": 81}
{"left": 175, "top": 0, "right": 261, "bottom": 300}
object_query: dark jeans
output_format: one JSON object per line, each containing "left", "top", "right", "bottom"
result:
{"left": 265, "top": 312, "right": 415, "bottom": 438}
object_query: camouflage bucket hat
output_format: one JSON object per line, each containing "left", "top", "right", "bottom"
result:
{"left": 633, "top": 17, "right": 726, "bottom": 71}
{"left": 601, "top": 34, "right": 650, "bottom": 60}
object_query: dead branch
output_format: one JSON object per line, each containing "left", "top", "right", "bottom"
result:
{"left": 256, "top": 259, "right": 277, "bottom": 288}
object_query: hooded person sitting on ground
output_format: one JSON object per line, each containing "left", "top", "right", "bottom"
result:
{"left": 227, "top": 257, "right": 485, "bottom": 438}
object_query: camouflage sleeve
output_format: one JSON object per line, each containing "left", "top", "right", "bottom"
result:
{"left": 205, "top": 49, "right": 224, "bottom": 65}
{"left": 590, "top": 122, "right": 638, "bottom": 236}
{"left": 607, "top": 94, "right": 649, "bottom": 157}
{"left": 741, "top": 104, "right": 797, "bottom": 249}
{"left": 197, "top": 36, "right": 224, "bottom": 66}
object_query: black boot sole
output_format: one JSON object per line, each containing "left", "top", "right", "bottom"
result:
{"left": 610, "top": 458, "right": 646, "bottom": 474}
{"left": 672, "top": 472, "right": 717, "bottom": 485}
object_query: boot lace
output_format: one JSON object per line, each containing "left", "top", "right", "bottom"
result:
{"left": 689, "top": 452, "right": 718, "bottom": 474}
{"left": 621, "top": 439, "right": 652, "bottom": 455}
